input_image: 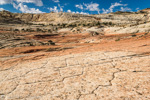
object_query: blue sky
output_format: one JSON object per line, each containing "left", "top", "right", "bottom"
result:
{"left": 0, "top": 0, "right": 150, "bottom": 14}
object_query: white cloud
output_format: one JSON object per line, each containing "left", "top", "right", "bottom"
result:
{"left": 102, "top": 2, "right": 131, "bottom": 14}
{"left": 120, "top": 7, "right": 132, "bottom": 12}
{"left": 80, "top": 11, "right": 89, "bottom": 15}
{"left": 48, "top": 4, "right": 64, "bottom": 13}
{"left": 109, "top": 2, "right": 123, "bottom": 12}
{"left": 67, "top": 9, "right": 89, "bottom": 15}
{"left": 15, "top": 0, "right": 43, "bottom": 6}
{"left": 102, "top": 8, "right": 110, "bottom": 14}
{"left": 58, "top": 4, "right": 63, "bottom": 11}
{"left": 0, "top": 0, "right": 44, "bottom": 13}
{"left": 75, "top": 2, "right": 100, "bottom": 14}
{"left": 0, "top": 8, "right": 5, "bottom": 11}
{"left": 0, "top": 0, "right": 43, "bottom": 6}
{"left": 48, "top": 6, "right": 59, "bottom": 12}
{"left": 14, "top": 3, "right": 45, "bottom": 13}
{"left": 84, "top": 3, "right": 100, "bottom": 13}
{"left": 52, "top": 0, "right": 59, "bottom": 3}
{"left": 0, "top": 0, "right": 12, "bottom": 5}
{"left": 75, "top": 4, "right": 83, "bottom": 10}
{"left": 67, "top": 10, "right": 71, "bottom": 13}
{"left": 12, "top": 2, "right": 19, "bottom": 9}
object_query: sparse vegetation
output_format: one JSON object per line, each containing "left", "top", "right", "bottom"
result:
{"left": 36, "top": 28, "right": 42, "bottom": 32}
{"left": 131, "top": 33, "right": 137, "bottom": 37}
{"left": 102, "top": 22, "right": 114, "bottom": 26}
{"left": 115, "top": 38, "right": 120, "bottom": 41}
{"left": 1, "top": 9, "right": 150, "bottom": 100}
{"left": 46, "top": 47, "right": 73, "bottom": 52}
{"left": 144, "top": 33, "right": 148, "bottom": 35}
{"left": 48, "top": 40, "right": 55, "bottom": 45}
{"left": 14, "top": 29, "right": 19, "bottom": 31}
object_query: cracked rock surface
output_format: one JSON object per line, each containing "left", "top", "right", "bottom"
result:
{"left": 0, "top": 51, "right": 150, "bottom": 100}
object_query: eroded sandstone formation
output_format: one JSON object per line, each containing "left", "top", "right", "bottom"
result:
{"left": 0, "top": 51, "right": 150, "bottom": 100}
{"left": 0, "top": 8, "right": 150, "bottom": 100}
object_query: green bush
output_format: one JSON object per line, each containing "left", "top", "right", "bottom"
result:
{"left": 115, "top": 38, "right": 120, "bottom": 41}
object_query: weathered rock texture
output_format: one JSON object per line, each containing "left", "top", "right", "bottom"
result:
{"left": 0, "top": 32, "right": 55, "bottom": 49}
{"left": 1, "top": 9, "right": 150, "bottom": 34}
{"left": 0, "top": 11, "right": 24, "bottom": 24}
{"left": 0, "top": 51, "right": 150, "bottom": 100}
{"left": 0, "top": 10, "right": 99, "bottom": 25}
{"left": 0, "top": 8, "right": 150, "bottom": 100}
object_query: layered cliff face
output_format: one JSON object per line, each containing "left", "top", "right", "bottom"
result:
{"left": 0, "top": 9, "right": 150, "bottom": 34}
{"left": 0, "top": 10, "right": 98, "bottom": 26}
{"left": 138, "top": 8, "right": 150, "bottom": 13}
{"left": 0, "top": 10, "right": 24, "bottom": 24}
{"left": 0, "top": 9, "right": 149, "bottom": 26}
{"left": 13, "top": 12, "right": 99, "bottom": 25}
{"left": 95, "top": 11, "right": 150, "bottom": 27}
{"left": 13, "top": 10, "right": 150, "bottom": 27}
{"left": 1, "top": 9, "right": 150, "bottom": 100}
{"left": 93, "top": 10, "right": 150, "bottom": 34}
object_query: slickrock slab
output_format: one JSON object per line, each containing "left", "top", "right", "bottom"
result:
{"left": 0, "top": 51, "right": 150, "bottom": 100}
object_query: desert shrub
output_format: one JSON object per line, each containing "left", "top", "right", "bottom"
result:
{"left": 109, "top": 22, "right": 113, "bottom": 25}
{"left": 82, "top": 24, "right": 86, "bottom": 26}
{"left": 46, "top": 47, "right": 60, "bottom": 52}
{"left": 115, "top": 38, "right": 120, "bottom": 41}
{"left": 102, "top": 22, "right": 114, "bottom": 26}
{"left": 21, "top": 28, "right": 25, "bottom": 31}
{"left": 69, "top": 24, "right": 77, "bottom": 27}
{"left": 48, "top": 29, "right": 52, "bottom": 33}
{"left": 14, "top": 29, "right": 19, "bottom": 31}
{"left": 48, "top": 40, "right": 55, "bottom": 45}
{"left": 131, "top": 33, "right": 137, "bottom": 37}
{"left": 132, "top": 34, "right": 137, "bottom": 37}
{"left": 144, "top": 33, "right": 148, "bottom": 35}
{"left": 96, "top": 21, "right": 101, "bottom": 26}
{"left": 36, "top": 28, "right": 42, "bottom": 32}
{"left": 26, "top": 29, "right": 34, "bottom": 32}
{"left": 62, "top": 23, "right": 66, "bottom": 27}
